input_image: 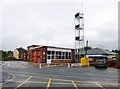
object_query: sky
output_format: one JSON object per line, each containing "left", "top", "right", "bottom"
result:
{"left": 0, "top": 0, "right": 119, "bottom": 51}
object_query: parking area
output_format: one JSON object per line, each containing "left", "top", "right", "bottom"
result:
{"left": 1, "top": 61, "right": 119, "bottom": 89}
{"left": 2, "top": 73, "right": 118, "bottom": 89}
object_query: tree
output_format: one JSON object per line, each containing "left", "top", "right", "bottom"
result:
{"left": 0, "top": 50, "right": 2, "bottom": 60}
{"left": 84, "top": 46, "right": 92, "bottom": 50}
{"left": 0, "top": 50, "right": 13, "bottom": 61}
{"left": 2, "top": 51, "right": 8, "bottom": 61}
{"left": 112, "top": 49, "right": 120, "bottom": 53}
{"left": 112, "top": 49, "right": 120, "bottom": 59}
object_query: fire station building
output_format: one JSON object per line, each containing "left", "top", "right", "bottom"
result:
{"left": 27, "top": 45, "right": 75, "bottom": 63}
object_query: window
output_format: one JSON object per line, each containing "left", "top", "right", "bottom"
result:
{"left": 69, "top": 52, "right": 71, "bottom": 56}
{"left": 56, "top": 56, "right": 58, "bottom": 59}
{"left": 58, "top": 56, "right": 61, "bottom": 59}
{"left": 69, "top": 56, "right": 71, "bottom": 59}
{"left": 63, "top": 52, "right": 65, "bottom": 55}
{"left": 52, "top": 51, "right": 54, "bottom": 55}
{"left": 47, "top": 51, "right": 51, "bottom": 55}
{"left": 52, "top": 56, "right": 54, "bottom": 59}
{"left": 59, "top": 51, "right": 61, "bottom": 55}
{"left": 62, "top": 56, "right": 64, "bottom": 59}
{"left": 56, "top": 51, "right": 58, "bottom": 55}
{"left": 48, "top": 56, "right": 50, "bottom": 59}
{"left": 43, "top": 52, "right": 45, "bottom": 55}
{"left": 66, "top": 52, "right": 68, "bottom": 59}
{"left": 47, "top": 49, "right": 72, "bottom": 60}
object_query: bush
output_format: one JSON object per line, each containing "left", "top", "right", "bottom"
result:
{"left": 114, "top": 59, "right": 120, "bottom": 68}
{"left": 107, "top": 60, "right": 115, "bottom": 67}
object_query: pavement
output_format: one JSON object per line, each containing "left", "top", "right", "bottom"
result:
{"left": 0, "top": 61, "right": 119, "bottom": 89}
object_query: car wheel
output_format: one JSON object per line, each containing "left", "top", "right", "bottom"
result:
{"left": 95, "top": 66, "right": 98, "bottom": 68}
{"left": 104, "top": 66, "right": 107, "bottom": 69}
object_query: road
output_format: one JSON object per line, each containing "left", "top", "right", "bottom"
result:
{"left": 0, "top": 61, "right": 119, "bottom": 89}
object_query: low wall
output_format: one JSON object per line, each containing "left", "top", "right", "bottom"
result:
{"left": 51, "top": 60, "right": 74, "bottom": 63}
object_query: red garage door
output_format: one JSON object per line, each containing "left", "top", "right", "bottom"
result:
{"left": 36, "top": 50, "right": 42, "bottom": 63}
{"left": 32, "top": 51, "right": 36, "bottom": 62}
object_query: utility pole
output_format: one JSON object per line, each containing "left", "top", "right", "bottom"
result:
{"left": 85, "top": 40, "right": 88, "bottom": 55}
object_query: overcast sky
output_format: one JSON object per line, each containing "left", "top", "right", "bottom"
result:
{"left": 0, "top": 0, "right": 119, "bottom": 51}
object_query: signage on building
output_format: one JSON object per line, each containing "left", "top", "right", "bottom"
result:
{"left": 47, "top": 59, "right": 51, "bottom": 64}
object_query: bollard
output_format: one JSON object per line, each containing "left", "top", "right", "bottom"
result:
{"left": 68, "top": 63, "right": 70, "bottom": 68}
{"left": 48, "top": 64, "right": 50, "bottom": 67}
{"left": 39, "top": 63, "right": 41, "bottom": 69}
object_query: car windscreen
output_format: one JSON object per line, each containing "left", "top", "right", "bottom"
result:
{"left": 96, "top": 59, "right": 106, "bottom": 62}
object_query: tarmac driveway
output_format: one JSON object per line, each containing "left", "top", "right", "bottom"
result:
{"left": 1, "top": 61, "right": 119, "bottom": 89}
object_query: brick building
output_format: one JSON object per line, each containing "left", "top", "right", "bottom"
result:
{"left": 13, "top": 47, "right": 27, "bottom": 60}
{"left": 27, "top": 45, "right": 75, "bottom": 63}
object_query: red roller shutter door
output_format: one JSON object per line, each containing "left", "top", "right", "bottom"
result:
{"left": 36, "top": 50, "right": 42, "bottom": 63}
{"left": 32, "top": 51, "right": 36, "bottom": 62}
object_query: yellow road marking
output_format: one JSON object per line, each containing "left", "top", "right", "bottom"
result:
{"left": 16, "top": 74, "right": 50, "bottom": 80}
{"left": 14, "top": 76, "right": 32, "bottom": 89}
{"left": 13, "top": 81, "right": 47, "bottom": 84}
{"left": 16, "top": 73, "right": 72, "bottom": 81}
{"left": 95, "top": 82, "right": 106, "bottom": 89}
{"left": 46, "top": 79, "right": 51, "bottom": 89}
{"left": 76, "top": 81, "right": 118, "bottom": 86}
{"left": 51, "top": 78, "right": 72, "bottom": 82}
{"left": 72, "top": 81, "right": 78, "bottom": 89}
{"left": 12, "top": 80, "right": 119, "bottom": 87}
{"left": 14, "top": 73, "right": 118, "bottom": 87}
{"left": 16, "top": 73, "right": 81, "bottom": 82}
{"left": 51, "top": 82, "right": 72, "bottom": 85}
{"left": 13, "top": 81, "right": 71, "bottom": 85}
{"left": 100, "top": 83, "right": 118, "bottom": 86}
{"left": 32, "top": 75, "right": 72, "bottom": 82}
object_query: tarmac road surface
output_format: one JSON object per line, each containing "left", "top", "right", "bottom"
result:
{"left": 1, "top": 61, "right": 119, "bottom": 89}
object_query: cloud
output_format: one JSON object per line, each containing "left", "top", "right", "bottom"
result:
{"left": 84, "top": 1, "right": 118, "bottom": 50}
{"left": 1, "top": 0, "right": 118, "bottom": 50}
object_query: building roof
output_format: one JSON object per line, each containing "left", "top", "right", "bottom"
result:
{"left": 79, "top": 48, "right": 116, "bottom": 55}
{"left": 27, "top": 45, "right": 41, "bottom": 48}
{"left": 42, "top": 46, "right": 74, "bottom": 50}
{"left": 27, "top": 45, "right": 74, "bottom": 50}
{"left": 17, "top": 47, "right": 26, "bottom": 53}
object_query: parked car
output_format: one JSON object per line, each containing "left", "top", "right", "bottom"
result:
{"left": 95, "top": 58, "right": 107, "bottom": 69}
